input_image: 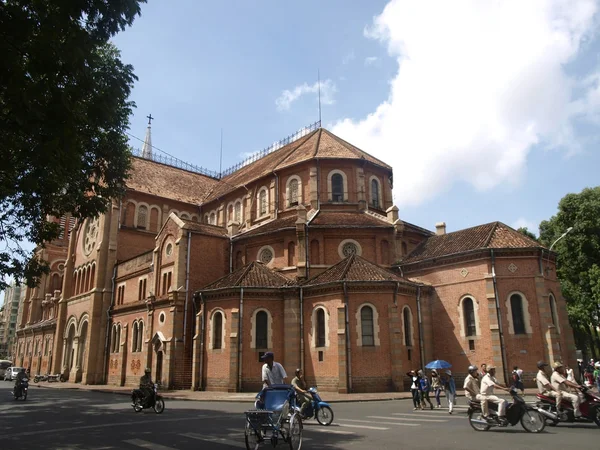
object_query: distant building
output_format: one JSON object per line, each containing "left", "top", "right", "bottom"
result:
{"left": 14, "top": 123, "right": 575, "bottom": 391}
{"left": 0, "top": 281, "right": 25, "bottom": 360}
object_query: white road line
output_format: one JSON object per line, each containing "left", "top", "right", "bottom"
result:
{"left": 340, "top": 419, "right": 419, "bottom": 427}
{"left": 337, "top": 423, "right": 389, "bottom": 430}
{"left": 392, "top": 412, "right": 462, "bottom": 419}
{"left": 368, "top": 415, "right": 446, "bottom": 423}
{"left": 123, "top": 439, "right": 177, "bottom": 450}
{"left": 303, "top": 427, "right": 356, "bottom": 435}
{"left": 181, "top": 433, "right": 246, "bottom": 448}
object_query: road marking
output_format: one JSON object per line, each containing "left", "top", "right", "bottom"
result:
{"left": 123, "top": 439, "right": 178, "bottom": 450}
{"left": 181, "top": 432, "right": 246, "bottom": 448}
{"left": 392, "top": 412, "right": 462, "bottom": 419}
{"left": 368, "top": 415, "right": 446, "bottom": 423}
{"left": 340, "top": 419, "right": 419, "bottom": 427}
{"left": 303, "top": 427, "right": 356, "bottom": 434}
{"left": 337, "top": 423, "right": 389, "bottom": 430}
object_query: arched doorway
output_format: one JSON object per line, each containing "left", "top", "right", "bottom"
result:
{"left": 77, "top": 321, "right": 89, "bottom": 382}
{"left": 64, "top": 323, "right": 76, "bottom": 377}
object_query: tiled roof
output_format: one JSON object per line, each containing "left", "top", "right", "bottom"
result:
{"left": 127, "top": 157, "right": 219, "bottom": 205}
{"left": 179, "top": 219, "right": 229, "bottom": 237}
{"left": 203, "top": 128, "right": 391, "bottom": 203}
{"left": 200, "top": 261, "right": 295, "bottom": 290}
{"left": 400, "top": 222, "right": 541, "bottom": 265}
{"left": 310, "top": 211, "right": 391, "bottom": 228}
{"left": 234, "top": 215, "right": 298, "bottom": 240}
{"left": 304, "top": 254, "right": 409, "bottom": 286}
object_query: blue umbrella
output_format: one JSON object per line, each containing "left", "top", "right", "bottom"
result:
{"left": 425, "top": 360, "right": 452, "bottom": 369}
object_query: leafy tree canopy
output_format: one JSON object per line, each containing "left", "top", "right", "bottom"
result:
{"left": 0, "top": 0, "right": 146, "bottom": 289}
{"left": 539, "top": 187, "right": 600, "bottom": 327}
{"left": 517, "top": 227, "right": 538, "bottom": 242}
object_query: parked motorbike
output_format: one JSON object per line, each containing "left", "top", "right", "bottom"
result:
{"left": 131, "top": 384, "right": 165, "bottom": 414}
{"left": 468, "top": 388, "right": 546, "bottom": 433}
{"left": 33, "top": 374, "right": 48, "bottom": 383}
{"left": 536, "top": 386, "right": 600, "bottom": 427}
{"left": 294, "top": 387, "right": 334, "bottom": 426}
{"left": 13, "top": 377, "right": 29, "bottom": 401}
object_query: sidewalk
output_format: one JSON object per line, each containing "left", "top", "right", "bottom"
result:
{"left": 30, "top": 381, "right": 541, "bottom": 403}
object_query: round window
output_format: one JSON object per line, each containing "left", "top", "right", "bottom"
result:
{"left": 259, "top": 248, "right": 274, "bottom": 264}
{"left": 342, "top": 242, "right": 358, "bottom": 257}
{"left": 159, "top": 312, "right": 166, "bottom": 324}
{"left": 166, "top": 243, "right": 173, "bottom": 256}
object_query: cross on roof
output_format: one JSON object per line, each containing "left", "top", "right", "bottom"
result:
{"left": 147, "top": 113, "right": 154, "bottom": 125}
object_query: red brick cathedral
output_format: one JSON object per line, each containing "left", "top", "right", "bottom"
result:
{"left": 14, "top": 124, "right": 575, "bottom": 392}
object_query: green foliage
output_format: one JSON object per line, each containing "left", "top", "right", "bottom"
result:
{"left": 517, "top": 227, "right": 538, "bottom": 241}
{"left": 539, "top": 187, "right": 600, "bottom": 328}
{"left": 0, "top": 0, "right": 146, "bottom": 289}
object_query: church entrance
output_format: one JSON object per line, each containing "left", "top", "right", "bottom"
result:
{"left": 156, "top": 351, "right": 163, "bottom": 384}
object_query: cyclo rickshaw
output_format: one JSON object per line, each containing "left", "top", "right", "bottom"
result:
{"left": 244, "top": 384, "right": 303, "bottom": 450}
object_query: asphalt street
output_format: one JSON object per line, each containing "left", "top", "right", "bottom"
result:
{"left": 0, "top": 384, "right": 598, "bottom": 450}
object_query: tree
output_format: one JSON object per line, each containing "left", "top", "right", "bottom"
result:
{"left": 517, "top": 227, "right": 538, "bottom": 241}
{"left": 0, "top": 1, "right": 146, "bottom": 289}
{"left": 539, "top": 187, "right": 600, "bottom": 356}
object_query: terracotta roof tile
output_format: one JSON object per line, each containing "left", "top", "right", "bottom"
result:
{"left": 234, "top": 215, "right": 298, "bottom": 240}
{"left": 310, "top": 211, "right": 391, "bottom": 228}
{"left": 179, "top": 219, "right": 229, "bottom": 237}
{"left": 127, "top": 157, "right": 218, "bottom": 204}
{"left": 315, "top": 130, "right": 392, "bottom": 169}
{"left": 400, "top": 222, "right": 541, "bottom": 265}
{"left": 200, "top": 261, "right": 294, "bottom": 290}
{"left": 304, "top": 254, "right": 409, "bottom": 285}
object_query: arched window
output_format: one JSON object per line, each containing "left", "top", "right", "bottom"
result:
{"left": 90, "top": 264, "right": 95, "bottom": 290}
{"left": 289, "top": 179, "right": 299, "bottom": 206}
{"left": 360, "top": 306, "right": 375, "bottom": 346}
{"left": 310, "top": 240, "right": 320, "bottom": 265}
{"left": 463, "top": 297, "right": 476, "bottom": 337}
{"left": 316, "top": 308, "right": 326, "bottom": 348}
{"left": 137, "top": 205, "right": 148, "bottom": 229}
{"left": 213, "top": 312, "right": 223, "bottom": 350}
{"left": 51, "top": 273, "right": 61, "bottom": 292}
{"left": 511, "top": 294, "right": 526, "bottom": 335}
{"left": 137, "top": 321, "right": 144, "bottom": 352}
{"left": 227, "top": 204, "right": 234, "bottom": 222}
{"left": 332, "top": 173, "right": 344, "bottom": 202}
{"left": 403, "top": 307, "right": 412, "bottom": 346}
{"left": 209, "top": 212, "right": 216, "bottom": 225}
{"left": 255, "top": 311, "right": 268, "bottom": 349}
{"left": 259, "top": 189, "right": 267, "bottom": 216}
{"left": 234, "top": 202, "right": 242, "bottom": 223}
{"left": 287, "top": 241, "right": 296, "bottom": 266}
{"left": 549, "top": 294, "right": 559, "bottom": 329}
{"left": 371, "top": 178, "right": 380, "bottom": 208}
{"left": 132, "top": 322, "right": 139, "bottom": 352}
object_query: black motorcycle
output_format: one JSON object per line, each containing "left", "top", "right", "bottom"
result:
{"left": 468, "top": 387, "right": 546, "bottom": 433}
{"left": 131, "top": 384, "right": 165, "bottom": 414}
{"left": 13, "top": 377, "right": 29, "bottom": 401}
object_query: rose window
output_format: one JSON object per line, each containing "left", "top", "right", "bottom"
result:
{"left": 83, "top": 216, "right": 100, "bottom": 256}
{"left": 342, "top": 242, "right": 358, "bottom": 257}
{"left": 259, "top": 248, "right": 274, "bottom": 264}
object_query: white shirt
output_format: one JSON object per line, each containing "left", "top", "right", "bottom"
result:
{"left": 463, "top": 374, "right": 480, "bottom": 400}
{"left": 566, "top": 368, "right": 575, "bottom": 382}
{"left": 536, "top": 370, "right": 551, "bottom": 393}
{"left": 551, "top": 371, "right": 567, "bottom": 391}
{"left": 262, "top": 362, "right": 287, "bottom": 388}
{"left": 480, "top": 373, "right": 497, "bottom": 395}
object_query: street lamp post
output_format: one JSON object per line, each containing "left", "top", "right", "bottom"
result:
{"left": 546, "top": 226, "right": 573, "bottom": 276}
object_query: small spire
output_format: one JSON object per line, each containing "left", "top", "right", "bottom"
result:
{"left": 141, "top": 114, "right": 153, "bottom": 159}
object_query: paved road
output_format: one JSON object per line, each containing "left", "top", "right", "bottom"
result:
{"left": 0, "top": 384, "right": 598, "bottom": 449}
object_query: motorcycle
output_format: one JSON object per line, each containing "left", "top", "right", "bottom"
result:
{"left": 468, "top": 387, "right": 546, "bottom": 433}
{"left": 13, "top": 377, "right": 29, "bottom": 401}
{"left": 33, "top": 374, "right": 49, "bottom": 383}
{"left": 294, "top": 387, "right": 334, "bottom": 426}
{"left": 536, "top": 386, "right": 600, "bottom": 427}
{"left": 131, "top": 384, "right": 165, "bottom": 414}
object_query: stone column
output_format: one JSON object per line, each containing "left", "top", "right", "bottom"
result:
{"left": 61, "top": 338, "right": 68, "bottom": 373}
{"left": 296, "top": 206, "right": 308, "bottom": 280}
{"left": 145, "top": 299, "right": 155, "bottom": 371}
{"left": 309, "top": 167, "right": 318, "bottom": 210}
{"left": 356, "top": 167, "right": 366, "bottom": 211}
{"left": 245, "top": 190, "right": 253, "bottom": 227}
{"left": 283, "top": 292, "right": 301, "bottom": 375}
{"left": 191, "top": 310, "right": 203, "bottom": 391}
{"left": 485, "top": 275, "right": 506, "bottom": 384}
{"left": 229, "top": 308, "right": 240, "bottom": 392}
{"left": 69, "top": 337, "right": 80, "bottom": 381}
{"left": 336, "top": 307, "right": 348, "bottom": 393}
{"left": 387, "top": 304, "right": 404, "bottom": 391}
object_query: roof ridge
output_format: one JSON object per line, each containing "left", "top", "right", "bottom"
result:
{"left": 272, "top": 129, "right": 320, "bottom": 170}
{"left": 320, "top": 129, "right": 392, "bottom": 169}
{"left": 340, "top": 253, "right": 357, "bottom": 280}
{"left": 234, "top": 262, "right": 256, "bottom": 286}
{"left": 312, "top": 128, "right": 323, "bottom": 157}
{"left": 483, "top": 221, "right": 501, "bottom": 247}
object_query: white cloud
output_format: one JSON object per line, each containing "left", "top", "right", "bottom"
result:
{"left": 276, "top": 79, "right": 337, "bottom": 111}
{"left": 512, "top": 218, "right": 539, "bottom": 235}
{"left": 343, "top": 50, "right": 356, "bottom": 64}
{"left": 333, "top": 0, "right": 600, "bottom": 207}
{"left": 364, "top": 56, "right": 379, "bottom": 66}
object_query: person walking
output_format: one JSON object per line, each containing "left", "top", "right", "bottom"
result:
{"left": 418, "top": 370, "right": 434, "bottom": 410}
{"left": 431, "top": 370, "right": 442, "bottom": 408}
{"left": 566, "top": 364, "right": 575, "bottom": 383}
{"left": 445, "top": 370, "right": 457, "bottom": 414}
{"left": 594, "top": 362, "right": 600, "bottom": 393}
{"left": 407, "top": 370, "right": 422, "bottom": 410}
{"left": 511, "top": 366, "right": 524, "bottom": 394}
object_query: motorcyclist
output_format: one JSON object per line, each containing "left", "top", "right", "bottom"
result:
{"left": 551, "top": 361, "right": 582, "bottom": 417}
{"left": 536, "top": 360, "right": 562, "bottom": 407}
{"left": 136, "top": 368, "right": 155, "bottom": 406}
{"left": 463, "top": 365, "right": 485, "bottom": 413}
{"left": 14, "top": 368, "right": 28, "bottom": 397}
{"left": 480, "top": 365, "right": 509, "bottom": 424}
{"left": 291, "top": 368, "right": 311, "bottom": 417}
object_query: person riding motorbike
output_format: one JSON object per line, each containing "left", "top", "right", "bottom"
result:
{"left": 536, "top": 360, "right": 562, "bottom": 406}
{"left": 133, "top": 368, "right": 155, "bottom": 406}
{"left": 14, "top": 367, "right": 28, "bottom": 397}
{"left": 464, "top": 365, "right": 486, "bottom": 412}
{"left": 480, "top": 365, "right": 509, "bottom": 424}
{"left": 291, "top": 368, "right": 311, "bottom": 417}
{"left": 551, "top": 361, "right": 582, "bottom": 417}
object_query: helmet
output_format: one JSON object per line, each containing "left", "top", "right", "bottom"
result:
{"left": 552, "top": 361, "right": 563, "bottom": 370}
{"left": 595, "top": 362, "right": 600, "bottom": 368}
{"left": 468, "top": 365, "right": 478, "bottom": 373}
{"left": 537, "top": 360, "right": 548, "bottom": 369}
{"left": 144, "top": 367, "right": 151, "bottom": 373}
{"left": 487, "top": 365, "right": 496, "bottom": 371}
{"left": 295, "top": 368, "right": 302, "bottom": 375}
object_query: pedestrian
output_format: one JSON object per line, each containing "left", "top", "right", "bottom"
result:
{"left": 418, "top": 369, "right": 434, "bottom": 410}
{"left": 511, "top": 365, "right": 524, "bottom": 394}
{"left": 566, "top": 364, "right": 575, "bottom": 383}
{"left": 444, "top": 370, "right": 456, "bottom": 414}
{"left": 406, "top": 370, "right": 422, "bottom": 411}
{"left": 594, "top": 362, "right": 600, "bottom": 393}
{"left": 431, "top": 370, "right": 442, "bottom": 408}
{"left": 261, "top": 352, "right": 287, "bottom": 388}
{"left": 480, "top": 363, "right": 487, "bottom": 378}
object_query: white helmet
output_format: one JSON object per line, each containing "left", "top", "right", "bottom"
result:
{"left": 595, "top": 362, "right": 600, "bottom": 368}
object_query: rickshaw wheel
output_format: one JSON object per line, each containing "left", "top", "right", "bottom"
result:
{"left": 287, "top": 414, "right": 303, "bottom": 450}
{"left": 244, "top": 421, "right": 261, "bottom": 450}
